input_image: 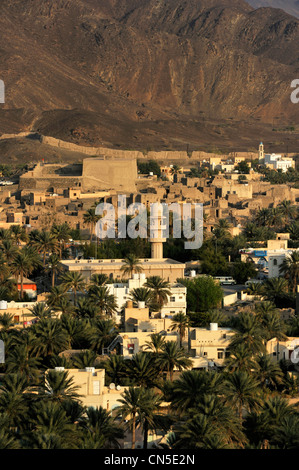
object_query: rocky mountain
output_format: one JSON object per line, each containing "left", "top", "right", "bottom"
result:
{"left": 247, "top": 1, "right": 299, "bottom": 19}
{"left": 0, "top": 0, "right": 298, "bottom": 152}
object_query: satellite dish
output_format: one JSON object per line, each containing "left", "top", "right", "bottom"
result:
{"left": 109, "top": 383, "right": 115, "bottom": 390}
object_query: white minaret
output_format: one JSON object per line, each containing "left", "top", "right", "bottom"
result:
{"left": 149, "top": 205, "right": 166, "bottom": 259}
{"left": 259, "top": 142, "right": 264, "bottom": 162}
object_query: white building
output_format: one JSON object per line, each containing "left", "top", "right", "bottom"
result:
{"left": 240, "top": 238, "right": 298, "bottom": 279}
{"left": 107, "top": 274, "right": 187, "bottom": 320}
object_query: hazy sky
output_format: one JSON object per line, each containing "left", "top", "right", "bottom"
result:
{"left": 246, "top": 0, "right": 299, "bottom": 18}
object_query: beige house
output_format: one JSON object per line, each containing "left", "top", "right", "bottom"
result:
{"left": 48, "top": 367, "right": 127, "bottom": 412}
{"left": 106, "top": 331, "right": 179, "bottom": 358}
{"left": 60, "top": 258, "right": 185, "bottom": 283}
{"left": 189, "top": 323, "right": 235, "bottom": 367}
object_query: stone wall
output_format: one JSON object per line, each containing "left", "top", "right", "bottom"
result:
{"left": 82, "top": 157, "right": 137, "bottom": 192}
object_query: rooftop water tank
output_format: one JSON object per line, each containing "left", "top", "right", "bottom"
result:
{"left": 132, "top": 273, "right": 139, "bottom": 280}
{"left": 139, "top": 273, "right": 146, "bottom": 280}
{"left": 190, "top": 270, "right": 196, "bottom": 278}
{"left": 210, "top": 323, "right": 218, "bottom": 331}
{"left": 0, "top": 300, "right": 8, "bottom": 310}
{"left": 138, "top": 301, "right": 145, "bottom": 309}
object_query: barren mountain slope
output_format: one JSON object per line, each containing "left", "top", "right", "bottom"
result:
{"left": 0, "top": 0, "right": 298, "bottom": 152}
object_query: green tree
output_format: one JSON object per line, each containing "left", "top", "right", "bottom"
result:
{"left": 179, "top": 276, "right": 223, "bottom": 313}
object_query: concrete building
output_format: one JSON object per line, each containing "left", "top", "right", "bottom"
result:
{"left": 189, "top": 323, "right": 235, "bottom": 368}
{"left": 107, "top": 331, "right": 179, "bottom": 358}
{"left": 258, "top": 143, "right": 295, "bottom": 172}
{"left": 48, "top": 367, "right": 127, "bottom": 412}
{"left": 107, "top": 274, "right": 187, "bottom": 317}
{"left": 60, "top": 258, "right": 185, "bottom": 283}
{"left": 267, "top": 337, "right": 299, "bottom": 363}
{"left": 240, "top": 237, "right": 299, "bottom": 279}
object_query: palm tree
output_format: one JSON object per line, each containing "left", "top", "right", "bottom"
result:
{"left": 83, "top": 208, "right": 101, "bottom": 244}
{"left": 168, "top": 370, "right": 224, "bottom": 414}
{"left": 88, "top": 318, "right": 117, "bottom": 355}
{"left": 0, "top": 313, "right": 15, "bottom": 331}
{"left": 173, "top": 414, "right": 228, "bottom": 449}
{"left": 136, "top": 388, "right": 166, "bottom": 449}
{"left": 229, "top": 311, "right": 266, "bottom": 356}
{"left": 60, "top": 315, "right": 88, "bottom": 350}
{"left": 81, "top": 406, "right": 124, "bottom": 448}
{"left": 254, "top": 354, "right": 283, "bottom": 391}
{"left": 43, "top": 369, "right": 81, "bottom": 403}
{"left": 0, "top": 373, "right": 30, "bottom": 429}
{"left": 116, "top": 387, "right": 145, "bottom": 449}
{"left": 120, "top": 254, "right": 143, "bottom": 278}
{"left": 0, "top": 239, "right": 18, "bottom": 263}
{"left": 224, "top": 344, "right": 257, "bottom": 373}
{"left": 129, "top": 287, "right": 152, "bottom": 307}
{"left": 5, "top": 344, "right": 42, "bottom": 384}
{"left": 124, "top": 352, "right": 160, "bottom": 388}
{"left": 28, "top": 401, "right": 78, "bottom": 449}
{"left": 212, "top": 219, "right": 232, "bottom": 242}
{"left": 72, "top": 350, "right": 97, "bottom": 369}
{"left": 246, "top": 282, "right": 264, "bottom": 298}
{"left": 60, "top": 271, "right": 85, "bottom": 306}
{"left": 255, "top": 208, "right": 271, "bottom": 227}
{"left": 268, "top": 207, "right": 283, "bottom": 229}
{"left": 10, "top": 225, "right": 28, "bottom": 246}
{"left": 144, "top": 332, "right": 166, "bottom": 354}
{"left": 90, "top": 273, "right": 108, "bottom": 286}
{"left": 223, "top": 371, "right": 262, "bottom": 421}
{"left": 144, "top": 276, "right": 171, "bottom": 312}
{"left": 259, "top": 311, "right": 287, "bottom": 344}
{"left": 262, "top": 277, "right": 289, "bottom": 304}
{"left": 279, "top": 251, "right": 299, "bottom": 293}
{"left": 186, "top": 394, "right": 247, "bottom": 448}
{"left": 46, "top": 285, "right": 66, "bottom": 308}
{"left": 51, "top": 223, "right": 71, "bottom": 259}
{"left": 278, "top": 200, "right": 297, "bottom": 226}
{"left": 272, "top": 414, "right": 299, "bottom": 449}
{"left": 170, "top": 312, "right": 189, "bottom": 348}
{"left": 32, "top": 318, "right": 69, "bottom": 358}
{"left": 51, "top": 296, "right": 76, "bottom": 316}
{"left": 46, "top": 253, "right": 63, "bottom": 288}
{"left": 10, "top": 249, "right": 36, "bottom": 299}
{"left": 29, "top": 302, "right": 53, "bottom": 320}
{"left": 88, "top": 285, "right": 118, "bottom": 317}
{"left": 156, "top": 341, "right": 192, "bottom": 382}
{"left": 100, "top": 355, "right": 126, "bottom": 386}
{"left": 31, "top": 230, "right": 59, "bottom": 266}
{"left": 75, "top": 298, "right": 101, "bottom": 319}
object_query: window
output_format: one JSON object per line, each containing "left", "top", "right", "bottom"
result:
{"left": 203, "top": 352, "right": 207, "bottom": 356}
{"left": 170, "top": 296, "right": 176, "bottom": 302}
{"left": 273, "top": 259, "right": 277, "bottom": 266}
{"left": 128, "top": 344, "right": 135, "bottom": 355}
{"left": 217, "top": 349, "right": 224, "bottom": 359}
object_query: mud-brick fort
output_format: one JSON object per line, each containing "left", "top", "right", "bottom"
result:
{"left": 19, "top": 156, "right": 138, "bottom": 193}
